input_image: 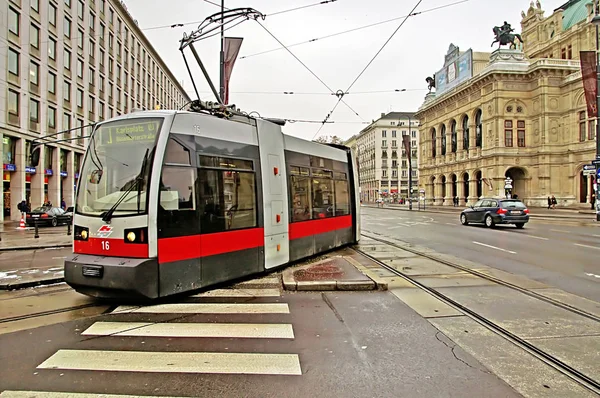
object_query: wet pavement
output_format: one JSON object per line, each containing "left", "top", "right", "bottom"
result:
{"left": 0, "top": 248, "right": 70, "bottom": 290}
{"left": 0, "top": 284, "right": 521, "bottom": 398}
{"left": 0, "top": 223, "right": 71, "bottom": 251}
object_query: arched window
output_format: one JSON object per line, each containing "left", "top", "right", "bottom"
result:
{"left": 462, "top": 115, "right": 469, "bottom": 150}
{"left": 441, "top": 124, "right": 447, "bottom": 156}
{"left": 475, "top": 109, "right": 482, "bottom": 147}
{"left": 431, "top": 128, "right": 436, "bottom": 158}
{"left": 450, "top": 120, "right": 457, "bottom": 153}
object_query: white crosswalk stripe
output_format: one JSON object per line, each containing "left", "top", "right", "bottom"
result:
{"left": 6, "top": 284, "right": 302, "bottom": 397}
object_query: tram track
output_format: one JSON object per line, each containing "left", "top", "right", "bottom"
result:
{"left": 355, "top": 231, "right": 600, "bottom": 394}
{"left": 0, "top": 302, "right": 109, "bottom": 324}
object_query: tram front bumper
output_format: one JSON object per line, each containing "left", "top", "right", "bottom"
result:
{"left": 64, "top": 253, "right": 159, "bottom": 300}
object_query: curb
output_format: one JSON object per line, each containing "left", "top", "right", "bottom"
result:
{"left": 233, "top": 276, "right": 280, "bottom": 290}
{"left": 0, "top": 276, "right": 65, "bottom": 290}
{"left": 0, "top": 243, "right": 71, "bottom": 252}
{"left": 363, "top": 205, "right": 594, "bottom": 220}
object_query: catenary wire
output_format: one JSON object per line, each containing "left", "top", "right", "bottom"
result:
{"left": 239, "top": 0, "right": 470, "bottom": 60}
{"left": 313, "top": 0, "right": 424, "bottom": 139}
{"left": 256, "top": 21, "right": 363, "bottom": 120}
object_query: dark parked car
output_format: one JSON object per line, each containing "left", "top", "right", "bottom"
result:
{"left": 26, "top": 206, "right": 72, "bottom": 227}
{"left": 460, "top": 198, "right": 529, "bottom": 228}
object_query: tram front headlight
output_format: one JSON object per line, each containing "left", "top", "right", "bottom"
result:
{"left": 123, "top": 227, "right": 147, "bottom": 244}
{"left": 74, "top": 226, "right": 89, "bottom": 241}
{"left": 81, "top": 230, "right": 88, "bottom": 239}
{"left": 126, "top": 231, "right": 136, "bottom": 242}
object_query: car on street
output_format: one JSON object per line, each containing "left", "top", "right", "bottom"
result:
{"left": 460, "top": 198, "right": 529, "bottom": 228}
{"left": 26, "top": 206, "right": 73, "bottom": 227}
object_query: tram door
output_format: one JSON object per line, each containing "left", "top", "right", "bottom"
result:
{"left": 256, "top": 120, "right": 290, "bottom": 269}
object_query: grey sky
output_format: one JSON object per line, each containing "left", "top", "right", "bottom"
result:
{"left": 123, "top": 0, "right": 568, "bottom": 141}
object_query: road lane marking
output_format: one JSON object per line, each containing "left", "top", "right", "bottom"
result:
{"left": 190, "top": 288, "right": 281, "bottom": 297}
{"left": 585, "top": 273, "right": 600, "bottom": 279}
{"left": 524, "top": 235, "right": 549, "bottom": 241}
{"left": 111, "top": 303, "right": 290, "bottom": 314}
{"left": 550, "top": 229, "right": 570, "bottom": 234}
{"left": 593, "top": 234, "right": 600, "bottom": 238}
{"left": 445, "top": 223, "right": 455, "bottom": 226}
{"left": 574, "top": 243, "right": 600, "bottom": 251}
{"left": 472, "top": 241, "right": 517, "bottom": 254}
{"left": 81, "top": 322, "right": 295, "bottom": 339}
{"left": 38, "top": 349, "right": 302, "bottom": 375}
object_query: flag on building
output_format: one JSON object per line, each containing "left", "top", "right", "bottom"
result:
{"left": 402, "top": 134, "right": 411, "bottom": 164}
{"left": 579, "top": 51, "right": 597, "bottom": 118}
{"left": 223, "top": 37, "right": 243, "bottom": 105}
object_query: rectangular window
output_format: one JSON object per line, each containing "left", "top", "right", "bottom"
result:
{"left": 31, "top": 0, "right": 39, "bottom": 12}
{"left": 517, "top": 120, "right": 525, "bottom": 147}
{"left": 89, "top": 67, "right": 95, "bottom": 85}
{"left": 391, "top": 140, "right": 397, "bottom": 147}
{"left": 89, "top": 39, "right": 95, "bottom": 56}
{"left": 77, "top": 58, "right": 83, "bottom": 78}
{"left": 29, "top": 61, "right": 39, "bottom": 86}
{"left": 8, "top": 48, "right": 19, "bottom": 75}
{"left": 8, "top": 89, "right": 19, "bottom": 115}
{"left": 49, "top": 38, "right": 56, "bottom": 60}
{"left": 49, "top": 4, "right": 57, "bottom": 26}
{"left": 290, "top": 167, "right": 311, "bottom": 222}
{"left": 63, "top": 113, "right": 71, "bottom": 131}
{"left": 64, "top": 49, "right": 71, "bottom": 70}
{"left": 77, "top": 89, "right": 83, "bottom": 107}
{"left": 9, "top": 8, "right": 19, "bottom": 35}
{"left": 64, "top": 81, "right": 71, "bottom": 101}
{"left": 568, "top": 45, "right": 572, "bottom": 59}
{"left": 89, "top": 12, "right": 95, "bottom": 29}
{"left": 48, "top": 106, "right": 56, "bottom": 128}
{"left": 588, "top": 119, "right": 595, "bottom": 141}
{"left": 30, "top": 24, "right": 40, "bottom": 48}
{"left": 382, "top": 131, "right": 387, "bottom": 138}
{"left": 65, "top": 0, "right": 71, "bottom": 7}
{"left": 579, "top": 111, "right": 586, "bottom": 142}
{"left": 382, "top": 140, "right": 387, "bottom": 146}
{"left": 99, "top": 102, "right": 105, "bottom": 119}
{"left": 392, "top": 130, "right": 396, "bottom": 137}
{"left": 29, "top": 99, "right": 39, "bottom": 122}
{"left": 334, "top": 173, "right": 350, "bottom": 216}
{"left": 88, "top": 96, "right": 94, "bottom": 113}
{"left": 195, "top": 158, "right": 258, "bottom": 234}
{"left": 78, "top": 29, "right": 84, "bottom": 48}
{"left": 311, "top": 169, "right": 334, "bottom": 219}
{"left": 77, "top": 0, "right": 84, "bottom": 20}
{"left": 109, "top": 8, "right": 114, "bottom": 23}
{"left": 48, "top": 72, "right": 56, "bottom": 94}
{"left": 504, "top": 120, "right": 513, "bottom": 147}
{"left": 64, "top": 17, "right": 71, "bottom": 38}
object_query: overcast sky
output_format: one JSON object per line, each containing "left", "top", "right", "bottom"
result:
{"left": 122, "top": 0, "right": 568, "bottom": 141}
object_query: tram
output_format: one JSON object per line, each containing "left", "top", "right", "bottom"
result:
{"left": 64, "top": 109, "right": 361, "bottom": 299}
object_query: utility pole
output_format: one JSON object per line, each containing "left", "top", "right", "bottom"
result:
{"left": 219, "top": 0, "right": 225, "bottom": 102}
{"left": 408, "top": 115, "right": 413, "bottom": 211}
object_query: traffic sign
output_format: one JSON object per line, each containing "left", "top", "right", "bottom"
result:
{"left": 583, "top": 164, "right": 595, "bottom": 171}
{"left": 593, "top": 160, "right": 600, "bottom": 166}
{"left": 597, "top": 169, "right": 600, "bottom": 178}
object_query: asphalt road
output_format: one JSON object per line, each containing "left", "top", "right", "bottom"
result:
{"left": 361, "top": 206, "right": 600, "bottom": 302}
{"left": 0, "top": 288, "right": 520, "bottom": 397}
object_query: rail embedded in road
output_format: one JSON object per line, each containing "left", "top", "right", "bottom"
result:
{"left": 356, "top": 231, "right": 600, "bottom": 395}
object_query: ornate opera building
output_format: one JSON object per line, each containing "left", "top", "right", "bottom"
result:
{"left": 415, "top": 0, "right": 598, "bottom": 207}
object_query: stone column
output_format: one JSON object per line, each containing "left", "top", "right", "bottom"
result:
{"left": 444, "top": 179, "right": 453, "bottom": 206}
{"left": 48, "top": 147, "right": 61, "bottom": 206}
{"left": 10, "top": 138, "right": 27, "bottom": 221}
{"left": 433, "top": 181, "right": 442, "bottom": 206}
{"left": 467, "top": 178, "right": 479, "bottom": 204}
{"left": 457, "top": 178, "right": 465, "bottom": 206}
{"left": 64, "top": 150, "right": 75, "bottom": 208}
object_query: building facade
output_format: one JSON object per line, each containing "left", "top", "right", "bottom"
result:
{"left": 415, "top": 0, "right": 597, "bottom": 208}
{"left": 1, "top": 0, "right": 190, "bottom": 221}
{"left": 345, "top": 112, "right": 419, "bottom": 202}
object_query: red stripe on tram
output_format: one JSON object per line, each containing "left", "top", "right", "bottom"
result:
{"left": 74, "top": 238, "right": 149, "bottom": 258}
{"left": 289, "top": 215, "right": 353, "bottom": 240}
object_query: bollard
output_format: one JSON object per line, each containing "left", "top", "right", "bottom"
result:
{"left": 34, "top": 220, "right": 39, "bottom": 239}
{"left": 67, "top": 222, "right": 71, "bottom": 236}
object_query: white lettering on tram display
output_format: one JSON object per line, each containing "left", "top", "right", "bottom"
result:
{"left": 100, "top": 121, "right": 159, "bottom": 145}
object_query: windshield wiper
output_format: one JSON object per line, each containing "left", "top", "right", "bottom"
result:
{"left": 137, "top": 148, "right": 150, "bottom": 214}
{"left": 101, "top": 148, "right": 150, "bottom": 223}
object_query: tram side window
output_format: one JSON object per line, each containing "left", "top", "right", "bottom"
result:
{"left": 311, "top": 169, "right": 334, "bottom": 219}
{"left": 290, "top": 166, "right": 311, "bottom": 222}
{"left": 164, "top": 137, "right": 191, "bottom": 165}
{"left": 198, "top": 168, "right": 257, "bottom": 234}
{"left": 334, "top": 172, "right": 350, "bottom": 216}
{"left": 158, "top": 166, "right": 198, "bottom": 237}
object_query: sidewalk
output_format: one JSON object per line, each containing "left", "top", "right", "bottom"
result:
{"left": 0, "top": 221, "right": 72, "bottom": 251}
{"left": 364, "top": 202, "right": 597, "bottom": 220}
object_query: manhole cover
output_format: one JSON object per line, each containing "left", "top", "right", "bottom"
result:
{"left": 293, "top": 262, "right": 345, "bottom": 281}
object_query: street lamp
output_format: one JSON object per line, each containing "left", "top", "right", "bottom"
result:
{"left": 591, "top": 2, "right": 600, "bottom": 221}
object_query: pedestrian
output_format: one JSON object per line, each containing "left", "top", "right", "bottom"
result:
{"left": 547, "top": 196, "right": 551, "bottom": 209}
{"left": 61, "top": 199, "right": 66, "bottom": 210}
{"left": 551, "top": 195, "right": 557, "bottom": 209}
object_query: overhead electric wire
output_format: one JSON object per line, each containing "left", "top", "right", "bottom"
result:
{"left": 256, "top": 21, "right": 363, "bottom": 120}
{"left": 313, "top": 0, "right": 425, "bottom": 139}
{"left": 239, "top": 0, "right": 470, "bottom": 60}
{"left": 203, "top": 0, "right": 339, "bottom": 18}
{"left": 195, "top": 88, "right": 424, "bottom": 95}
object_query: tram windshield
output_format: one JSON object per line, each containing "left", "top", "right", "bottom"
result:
{"left": 75, "top": 117, "right": 163, "bottom": 217}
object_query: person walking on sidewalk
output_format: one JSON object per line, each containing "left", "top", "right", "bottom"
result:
{"left": 547, "top": 196, "right": 552, "bottom": 209}
{"left": 551, "top": 195, "right": 557, "bottom": 209}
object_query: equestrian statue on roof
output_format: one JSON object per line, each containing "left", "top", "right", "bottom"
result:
{"left": 492, "top": 21, "right": 523, "bottom": 49}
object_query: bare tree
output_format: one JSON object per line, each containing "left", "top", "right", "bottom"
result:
{"left": 314, "top": 135, "right": 344, "bottom": 144}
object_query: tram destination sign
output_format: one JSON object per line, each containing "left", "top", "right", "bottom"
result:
{"left": 99, "top": 120, "right": 160, "bottom": 145}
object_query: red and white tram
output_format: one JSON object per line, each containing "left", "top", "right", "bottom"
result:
{"left": 65, "top": 110, "right": 360, "bottom": 299}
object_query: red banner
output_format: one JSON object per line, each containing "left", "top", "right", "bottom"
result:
{"left": 580, "top": 51, "right": 597, "bottom": 118}
{"left": 223, "top": 37, "right": 243, "bottom": 105}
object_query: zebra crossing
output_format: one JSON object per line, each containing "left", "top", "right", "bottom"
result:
{"left": 1, "top": 280, "right": 302, "bottom": 398}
